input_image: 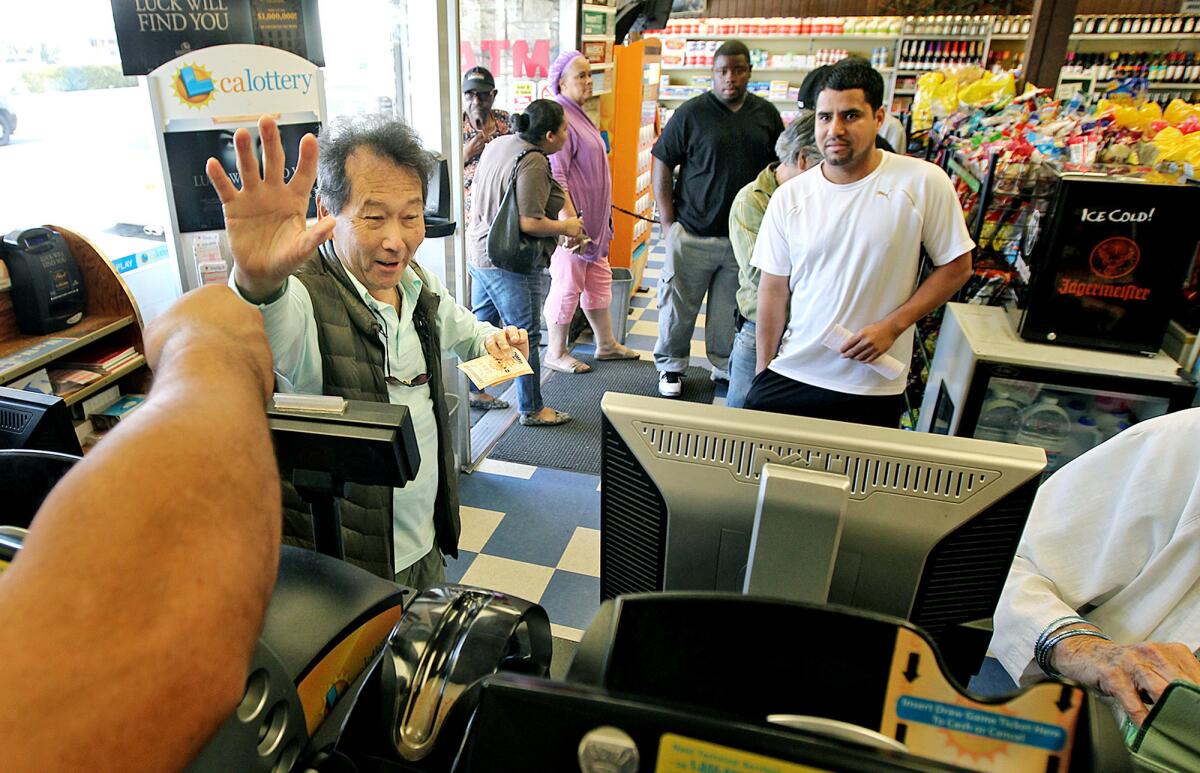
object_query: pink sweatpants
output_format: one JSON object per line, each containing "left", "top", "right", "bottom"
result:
{"left": 544, "top": 246, "right": 613, "bottom": 325}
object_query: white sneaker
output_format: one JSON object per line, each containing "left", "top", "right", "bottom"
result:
{"left": 658, "top": 371, "right": 682, "bottom": 398}
{"left": 710, "top": 368, "right": 729, "bottom": 384}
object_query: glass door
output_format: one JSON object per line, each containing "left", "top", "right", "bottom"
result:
{"left": 974, "top": 375, "right": 1172, "bottom": 477}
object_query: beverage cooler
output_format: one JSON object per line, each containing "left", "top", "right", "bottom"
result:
{"left": 1017, "top": 167, "right": 1200, "bottom": 355}
{"left": 919, "top": 303, "right": 1196, "bottom": 478}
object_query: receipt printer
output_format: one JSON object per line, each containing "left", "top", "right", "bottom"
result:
{"left": 1, "top": 227, "right": 87, "bottom": 334}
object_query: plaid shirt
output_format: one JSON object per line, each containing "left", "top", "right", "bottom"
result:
{"left": 463, "top": 109, "right": 512, "bottom": 221}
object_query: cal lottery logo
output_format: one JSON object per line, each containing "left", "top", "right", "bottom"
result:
{"left": 173, "top": 63, "right": 216, "bottom": 108}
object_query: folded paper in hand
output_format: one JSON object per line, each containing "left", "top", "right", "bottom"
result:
{"left": 822, "top": 323, "right": 906, "bottom": 381}
{"left": 457, "top": 349, "right": 534, "bottom": 390}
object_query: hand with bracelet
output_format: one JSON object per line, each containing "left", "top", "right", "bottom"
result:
{"left": 1047, "top": 625, "right": 1200, "bottom": 726}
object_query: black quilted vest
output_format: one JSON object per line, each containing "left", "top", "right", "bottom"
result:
{"left": 279, "top": 243, "right": 461, "bottom": 579}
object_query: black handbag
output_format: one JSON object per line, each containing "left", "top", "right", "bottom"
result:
{"left": 486, "top": 147, "right": 553, "bottom": 273}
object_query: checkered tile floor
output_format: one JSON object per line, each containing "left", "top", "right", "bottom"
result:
{"left": 452, "top": 225, "right": 727, "bottom": 641}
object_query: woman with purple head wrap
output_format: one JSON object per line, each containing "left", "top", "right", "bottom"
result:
{"left": 541, "top": 50, "right": 639, "bottom": 374}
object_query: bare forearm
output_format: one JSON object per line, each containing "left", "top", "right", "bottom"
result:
{"left": 880, "top": 254, "right": 972, "bottom": 336}
{"left": 0, "top": 352, "right": 279, "bottom": 770}
{"left": 756, "top": 273, "right": 790, "bottom": 371}
{"left": 652, "top": 158, "right": 676, "bottom": 226}
{"left": 520, "top": 215, "right": 573, "bottom": 237}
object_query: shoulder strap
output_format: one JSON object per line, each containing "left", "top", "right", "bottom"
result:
{"left": 508, "top": 147, "right": 547, "bottom": 185}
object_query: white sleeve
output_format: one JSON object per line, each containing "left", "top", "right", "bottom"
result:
{"left": 232, "top": 278, "right": 324, "bottom": 394}
{"left": 918, "top": 163, "right": 975, "bottom": 266}
{"left": 423, "top": 269, "right": 500, "bottom": 361}
{"left": 749, "top": 192, "right": 793, "bottom": 279}
{"left": 989, "top": 409, "right": 1200, "bottom": 683}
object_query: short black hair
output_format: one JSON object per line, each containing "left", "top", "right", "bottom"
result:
{"left": 797, "top": 65, "right": 830, "bottom": 109}
{"left": 513, "top": 99, "right": 565, "bottom": 144}
{"left": 713, "top": 39, "right": 750, "bottom": 65}
{"left": 818, "top": 57, "right": 884, "bottom": 112}
{"left": 316, "top": 114, "right": 434, "bottom": 214}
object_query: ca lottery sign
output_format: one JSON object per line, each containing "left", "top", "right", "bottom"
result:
{"left": 152, "top": 44, "right": 322, "bottom": 123}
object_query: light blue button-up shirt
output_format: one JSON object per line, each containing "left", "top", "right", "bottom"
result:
{"left": 239, "top": 262, "right": 498, "bottom": 571}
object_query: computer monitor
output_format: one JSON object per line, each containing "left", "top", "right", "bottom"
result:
{"left": 599, "top": 393, "right": 1046, "bottom": 645}
{"left": 267, "top": 398, "right": 420, "bottom": 563}
{"left": 0, "top": 385, "right": 82, "bottom": 456}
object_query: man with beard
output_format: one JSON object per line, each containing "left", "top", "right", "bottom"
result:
{"left": 461, "top": 65, "right": 515, "bottom": 411}
{"left": 746, "top": 57, "right": 973, "bottom": 426}
{"left": 651, "top": 40, "right": 783, "bottom": 397}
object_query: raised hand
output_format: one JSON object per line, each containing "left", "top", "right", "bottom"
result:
{"left": 207, "top": 115, "right": 335, "bottom": 302}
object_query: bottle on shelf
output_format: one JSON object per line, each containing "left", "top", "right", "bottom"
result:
{"left": 1015, "top": 395, "right": 1072, "bottom": 473}
{"left": 975, "top": 389, "right": 1023, "bottom": 443}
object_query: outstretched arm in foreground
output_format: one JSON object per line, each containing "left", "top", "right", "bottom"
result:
{"left": 0, "top": 286, "right": 281, "bottom": 772}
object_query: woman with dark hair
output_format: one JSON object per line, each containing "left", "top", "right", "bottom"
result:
{"left": 541, "top": 49, "right": 639, "bottom": 374}
{"left": 467, "top": 99, "right": 583, "bottom": 426}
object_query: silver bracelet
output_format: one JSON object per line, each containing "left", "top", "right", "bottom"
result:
{"left": 1033, "top": 615, "right": 1092, "bottom": 669}
{"left": 1038, "top": 628, "right": 1112, "bottom": 678}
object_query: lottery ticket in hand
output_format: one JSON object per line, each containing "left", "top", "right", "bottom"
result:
{"left": 457, "top": 348, "right": 534, "bottom": 389}
{"left": 822, "top": 323, "right": 906, "bottom": 381}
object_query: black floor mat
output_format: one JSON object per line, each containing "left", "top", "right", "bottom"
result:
{"left": 487, "top": 358, "right": 717, "bottom": 474}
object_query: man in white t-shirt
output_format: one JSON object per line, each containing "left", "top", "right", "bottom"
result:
{"left": 747, "top": 58, "right": 974, "bottom": 426}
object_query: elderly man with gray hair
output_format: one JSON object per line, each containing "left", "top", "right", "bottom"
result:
{"left": 213, "top": 114, "right": 530, "bottom": 589}
{"left": 724, "top": 112, "right": 822, "bottom": 408}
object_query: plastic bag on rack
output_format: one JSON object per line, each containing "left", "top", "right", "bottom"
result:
{"left": 1164, "top": 99, "right": 1200, "bottom": 128}
{"left": 958, "top": 70, "right": 1015, "bottom": 111}
{"left": 911, "top": 72, "right": 945, "bottom": 133}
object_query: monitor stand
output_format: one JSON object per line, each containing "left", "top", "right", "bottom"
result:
{"left": 742, "top": 463, "right": 848, "bottom": 605}
{"left": 292, "top": 468, "right": 347, "bottom": 561}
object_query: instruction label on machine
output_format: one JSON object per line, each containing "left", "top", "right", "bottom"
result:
{"left": 656, "top": 734, "right": 831, "bottom": 773}
{"left": 879, "top": 628, "right": 1083, "bottom": 771}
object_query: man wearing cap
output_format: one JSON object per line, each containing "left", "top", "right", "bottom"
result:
{"left": 462, "top": 65, "right": 515, "bottom": 410}
{"left": 462, "top": 66, "right": 513, "bottom": 224}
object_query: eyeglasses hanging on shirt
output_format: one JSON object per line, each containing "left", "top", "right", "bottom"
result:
{"left": 370, "top": 307, "right": 432, "bottom": 388}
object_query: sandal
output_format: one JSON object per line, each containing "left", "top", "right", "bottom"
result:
{"left": 469, "top": 394, "right": 510, "bottom": 410}
{"left": 542, "top": 358, "right": 592, "bottom": 374}
{"left": 519, "top": 409, "right": 572, "bottom": 427}
{"left": 595, "top": 348, "right": 641, "bottom": 361}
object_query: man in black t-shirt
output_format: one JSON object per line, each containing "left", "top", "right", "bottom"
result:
{"left": 651, "top": 40, "right": 784, "bottom": 397}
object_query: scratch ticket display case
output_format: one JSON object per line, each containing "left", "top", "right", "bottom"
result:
{"left": 1018, "top": 168, "right": 1200, "bottom": 355}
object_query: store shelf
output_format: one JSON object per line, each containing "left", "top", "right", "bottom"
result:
{"left": 581, "top": 34, "right": 612, "bottom": 42}
{"left": 590, "top": 62, "right": 614, "bottom": 71}
{"left": 591, "top": 88, "right": 612, "bottom": 97}
{"left": 1070, "top": 33, "right": 1200, "bottom": 41}
{"left": 582, "top": 3, "right": 616, "bottom": 12}
{"left": 0, "top": 315, "right": 136, "bottom": 384}
{"left": 659, "top": 94, "right": 801, "bottom": 104}
{"left": 1146, "top": 82, "right": 1200, "bottom": 89}
{"left": 662, "top": 66, "right": 894, "bottom": 74}
{"left": 894, "top": 89, "right": 915, "bottom": 95}
{"left": 61, "top": 355, "right": 147, "bottom": 406}
{"left": 990, "top": 34, "right": 1027, "bottom": 41}
{"left": 902, "top": 34, "right": 989, "bottom": 41}
{"left": 652, "top": 34, "right": 900, "bottom": 42}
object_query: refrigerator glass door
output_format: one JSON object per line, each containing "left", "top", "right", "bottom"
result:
{"left": 974, "top": 376, "right": 1170, "bottom": 476}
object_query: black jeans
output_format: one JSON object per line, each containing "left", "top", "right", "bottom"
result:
{"left": 743, "top": 368, "right": 905, "bottom": 429}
